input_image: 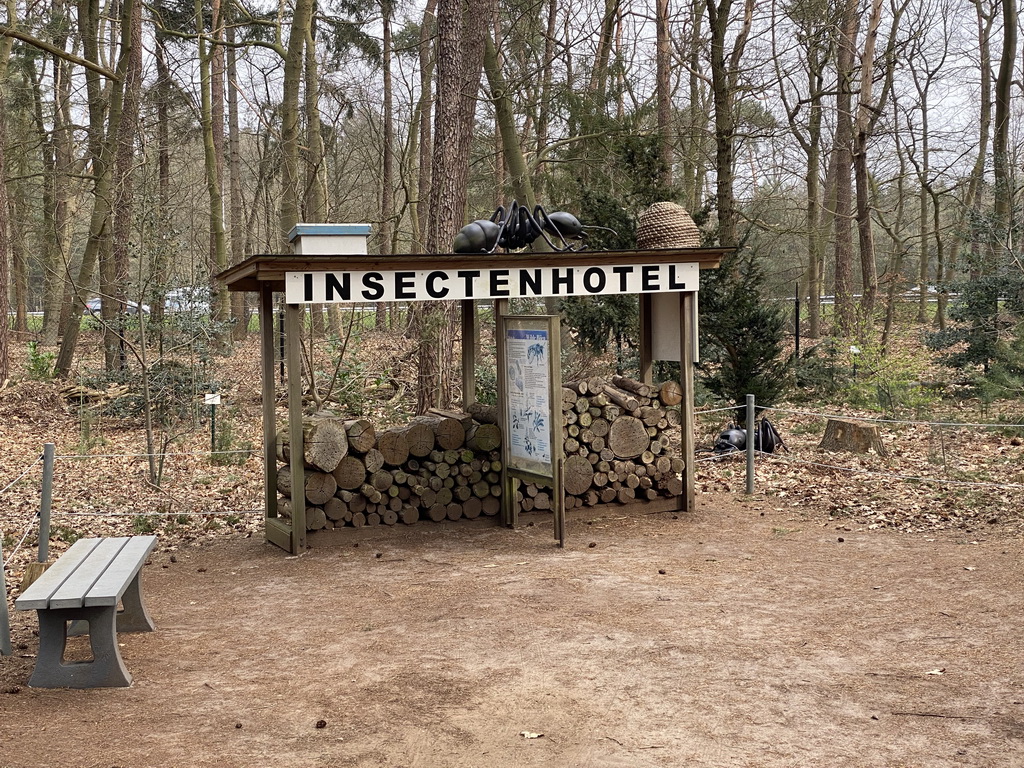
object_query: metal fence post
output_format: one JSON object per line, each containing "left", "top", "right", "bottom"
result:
{"left": 746, "top": 394, "right": 755, "bottom": 494}
{"left": 39, "top": 443, "right": 55, "bottom": 563}
{"left": 1, "top": 535, "right": 11, "bottom": 655}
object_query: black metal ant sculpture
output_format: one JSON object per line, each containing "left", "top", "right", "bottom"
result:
{"left": 452, "top": 200, "right": 613, "bottom": 254}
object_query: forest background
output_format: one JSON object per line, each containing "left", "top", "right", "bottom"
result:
{"left": 0, "top": 0, "right": 1022, "bottom": 417}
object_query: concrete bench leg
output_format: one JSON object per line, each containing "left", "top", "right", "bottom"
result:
{"left": 115, "top": 572, "right": 156, "bottom": 633}
{"left": 68, "top": 573, "right": 155, "bottom": 637}
{"left": 31, "top": 606, "right": 132, "bottom": 688}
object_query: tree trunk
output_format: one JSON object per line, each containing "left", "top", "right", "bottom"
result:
{"left": 831, "top": 0, "right": 858, "bottom": 335}
{"left": 413, "top": 0, "right": 437, "bottom": 252}
{"left": 0, "top": 86, "right": 10, "bottom": 381}
{"left": 656, "top": 0, "right": 673, "bottom": 189}
{"left": 990, "top": 0, "right": 1016, "bottom": 265}
{"left": 416, "top": 0, "right": 490, "bottom": 413}
{"left": 378, "top": 0, "right": 395, "bottom": 327}
{"left": 55, "top": 0, "right": 132, "bottom": 377}
{"left": 226, "top": 22, "right": 248, "bottom": 340}
{"left": 200, "top": 0, "right": 229, "bottom": 334}
{"left": 705, "top": 0, "right": 754, "bottom": 247}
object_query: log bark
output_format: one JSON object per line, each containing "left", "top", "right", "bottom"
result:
{"left": 467, "top": 402, "right": 500, "bottom": 425}
{"left": 659, "top": 380, "right": 683, "bottom": 406}
{"left": 602, "top": 385, "right": 640, "bottom": 412}
{"left": 332, "top": 455, "right": 367, "bottom": 490}
{"left": 276, "top": 465, "right": 293, "bottom": 497}
{"left": 612, "top": 375, "right": 652, "bottom": 397}
{"left": 564, "top": 454, "right": 594, "bottom": 495}
{"left": 416, "top": 413, "right": 466, "bottom": 450}
{"left": 343, "top": 418, "right": 376, "bottom": 453}
{"left": 377, "top": 428, "right": 411, "bottom": 466}
{"left": 607, "top": 415, "right": 650, "bottom": 459}
{"left": 466, "top": 422, "right": 501, "bottom": 451}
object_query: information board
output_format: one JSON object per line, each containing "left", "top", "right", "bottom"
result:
{"left": 498, "top": 314, "right": 564, "bottom": 545}
{"left": 504, "top": 321, "right": 554, "bottom": 476}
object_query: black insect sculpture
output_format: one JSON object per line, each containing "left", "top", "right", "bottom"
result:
{"left": 453, "top": 200, "right": 611, "bottom": 254}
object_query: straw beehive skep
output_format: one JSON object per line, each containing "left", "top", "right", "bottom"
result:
{"left": 636, "top": 202, "right": 701, "bottom": 250}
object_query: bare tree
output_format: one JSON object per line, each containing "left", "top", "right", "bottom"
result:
{"left": 705, "top": 0, "right": 755, "bottom": 247}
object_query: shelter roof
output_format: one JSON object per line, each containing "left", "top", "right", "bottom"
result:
{"left": 218, "top": 248, "right": 729, "bottom": 293}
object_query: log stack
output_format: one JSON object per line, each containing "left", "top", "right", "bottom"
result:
{"left": 276, "top": 410, "right": 503, "bottom": 531}
{"left": 274, "top": 376, "right": 684, "bottom": 531}
{"left": 516, "top": 375, "right": 684, "bottom": 511}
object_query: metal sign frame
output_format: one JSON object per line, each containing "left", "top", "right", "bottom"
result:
{"left": 496, "top": 313, "right": 564, "bottom": 546}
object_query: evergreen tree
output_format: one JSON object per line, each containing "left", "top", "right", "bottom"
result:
{"left": 925, "top": 274, "right": 1024, "bottom": 375}
{"left": 697, "top": 248, "right": 789, "bottom": 414}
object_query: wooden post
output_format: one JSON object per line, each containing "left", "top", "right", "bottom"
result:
{"left": 679, "top": 292, "right": 696, "bottom": 512}
{"left": 495, "top": 299, "right": 514, "bottom": 527}
{"left": 639, "top": 293, "right": 653, "bottom": 385}
{"left": 260, "top": 285, "right": 291, "bottom": 551}
{"left": 38, "top": 443, "right": 54, "bottom": 562}
{"left": 745, "top": 394, "right": 755, "bottom": 494}
{"left": 0, "top": 534, "right": 10, "bottom": 655}
{"left": 286, "top": 302, "right": 306, "bottom": 552}
{"left": 461, "top": 299, "right": 476, "bottom": 407}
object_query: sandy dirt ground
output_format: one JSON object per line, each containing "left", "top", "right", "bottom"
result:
{"left": 2, "top": 493, "right": 1022, "bottom": 768}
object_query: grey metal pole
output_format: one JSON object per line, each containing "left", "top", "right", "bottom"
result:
{"left": 745, "top": 394, "right": 755, "bottom": 494}
{"left": 39, "top": 443, "right": 55, "bottom": 563}
{"left": 1, "top": 535, "right": 11, "bottom": 655}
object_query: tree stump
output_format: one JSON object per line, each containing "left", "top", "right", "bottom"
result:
{"left": 818, "top": 419, "right": 888, "bottom": 457}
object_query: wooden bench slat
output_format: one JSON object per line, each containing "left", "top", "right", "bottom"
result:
{"left": 15, "top": 538, "right": 104, "bottom": 610}
{"left": 84, "top": 535, "right": 157, "bottom": 607}
{"left": 50, "top": 538, "right": 131, "bottom": 609}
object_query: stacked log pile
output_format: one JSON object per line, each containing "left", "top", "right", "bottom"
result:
{"left": 275, "top": 411, "right": 504, "bottom": 531}
{"left": 515, "top": 375, "right": 684, "bottom": 511}
{"left": 275, "top": 376, "right": 684, "bottom": 531}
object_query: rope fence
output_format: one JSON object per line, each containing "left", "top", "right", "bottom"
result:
{"left": 694, "top": 397, "right": 1024, "bottom": 498}
{"left": 2, "top": 519, "right": 37, "bottom": 569}
{"left": 765, "top": 405, "right": 1024, "bottom": 430}
{"left": 0, "top": 454, "right": 43, "bottom": 497}
{"left": 56, "top": 449, "right": 253, "bottom": 460}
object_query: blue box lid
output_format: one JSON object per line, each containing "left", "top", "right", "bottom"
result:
{"left": 288, "top": 223, "right": 373, "bottom": 242}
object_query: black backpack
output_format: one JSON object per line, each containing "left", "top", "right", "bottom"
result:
{"left": 753, "top": 418, "right": 786, "bottom": 454}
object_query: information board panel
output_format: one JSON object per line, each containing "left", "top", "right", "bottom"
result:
{"left": 504, "top": 320, "right": 555, "bottom": 477}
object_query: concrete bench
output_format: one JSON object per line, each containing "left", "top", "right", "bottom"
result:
{"left": 15, "top": 535, "right": 158, "bottom": 688}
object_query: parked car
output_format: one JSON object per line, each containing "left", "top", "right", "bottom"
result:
{"left": 82, "top": 297, "right": 150, "bottom": 315}
{"left": 165, "top": 287, "right": 210, "bottom": 314}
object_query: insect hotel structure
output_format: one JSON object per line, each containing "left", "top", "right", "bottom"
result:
{"left": 217, "top": 203, "right": 727, "bottom": 554}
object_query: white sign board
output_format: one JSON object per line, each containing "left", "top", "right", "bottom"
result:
{"left": 285, "top": 262, "right": 699, "bottom": 304}
{"left": 204, "top": 393, "right": 221, "bottom": 405}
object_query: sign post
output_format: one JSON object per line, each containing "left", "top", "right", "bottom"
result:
{"left": 205, "top": 392, "right": 221, "bottom": 453}
{"left": 498, "top": 314, "right": 564, "bottom": 546}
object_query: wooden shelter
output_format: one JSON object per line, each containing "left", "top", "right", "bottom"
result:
{"left": 218, "top": 224, "right": 727, "bottom": 553}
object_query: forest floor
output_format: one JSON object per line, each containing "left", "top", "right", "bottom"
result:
{"left": 1, "top": 330, "right": 1023, "bottom": 766}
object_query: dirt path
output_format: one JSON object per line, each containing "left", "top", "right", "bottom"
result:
{"left": 2, "top": 494, "right": 1022, "bottom": 768}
